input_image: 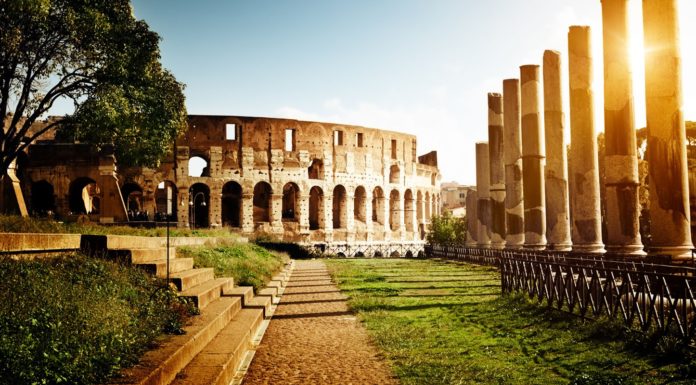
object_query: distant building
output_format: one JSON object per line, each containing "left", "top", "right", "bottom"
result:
{"left": 440, "top": 182, "right": 474, "bottom": 218}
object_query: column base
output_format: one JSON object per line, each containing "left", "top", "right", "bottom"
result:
{"left": 647, "top": 245, "right": 694, "bottom": 261}
{"left": 571, "top": 244, "right": 606, "bottom": 254}
{"left": 605, "top": 244, "right": 646, "bottom": 257}
{"left": 523, "top": 244, "right": 547, "bottom": 251}
{"left": 490, "top": 242, "right": 506, "bottom": 250}
{"left": 545, "top": 243, "right": 572, "bottom": 252}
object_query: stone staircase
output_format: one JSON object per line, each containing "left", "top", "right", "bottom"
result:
{"left": 85, "top": 235, "right": 293, "bottom": 385}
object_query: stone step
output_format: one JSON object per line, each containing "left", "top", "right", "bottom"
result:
{"left": 267, "top": 280, "right": 283, "bottom": 291}
{"left": 107, "top": 296, "right": 242, "bottom": 385}
{"left": 171, "top": 268, "right": 216, "bottom": 291}
{"left": 135, "top": 258, "right": 194, "bottom": 278}
{"left": 223, "top": 286, "right": 254, "bottom": 306}
{"left": 170, "top": 308, "right": 264, "bottom": 385}
{"left": 257, "top": 287, "right": 278, "bottom": 299}
{"left": 127, "top": 248, "right": 177, "bottom": 263}
{"left": 179, "top": 278, "right": 234, "bottom": 310}
{"left": 246, "top": 296, "right": 272, "bottom": 318}
{"left": 271, "top": 275, "right": 287, "bottom": 286}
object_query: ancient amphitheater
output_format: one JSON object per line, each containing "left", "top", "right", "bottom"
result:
{"left": 19, "top": 115, "right": 441, "bottom": 257}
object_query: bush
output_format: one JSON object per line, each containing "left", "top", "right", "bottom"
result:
{"left": 427, "top": 211, "right": 467, "bottom": 244}
{"left": 0, "top": 254, "right": 194, "bottom": 385}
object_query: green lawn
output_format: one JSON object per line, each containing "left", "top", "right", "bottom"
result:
{"left": 326, "top": 258, "right": 696, "bottom": 385}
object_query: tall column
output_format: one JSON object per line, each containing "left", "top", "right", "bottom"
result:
{"left": 601, "top": 0, "right": 644, "bottom": 256}
{"left": 568, "top": 26, "right": 605, "bottom": 253}
{"left": 476, "top": 142, "right": 491, "bottom": 247}
{"left": 488, "top": 93, "right": 507, "bottom": 249}
{"left": 643, "top": 0, "right": 693, "bottom": 259}
{"left": 520, "top": 65, "right": 547, "bottom": 249}
{"left": 466, "top": 189, "right": 479, "bottom": 246}
{"left": 543, "top": 50, "right": 572, "bottom": 251}
{"left": 503, "top": 79, "right": 525, "bottom": 248}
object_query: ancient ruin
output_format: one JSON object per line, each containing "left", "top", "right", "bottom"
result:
{"left": 488, "top": 93, "right": 506, "bottom": 249}
{"left": 503, "top": 79, "right": 525, "bottom": 248}
{"left": 13, "top": 116, "right": 440, "bottom": 257}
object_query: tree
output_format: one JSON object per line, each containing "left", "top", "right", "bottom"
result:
{"left": 427, "top": 211, "right": 467, "bottom": 244}
{"left": 0, "top": 0, "right": 187, "bottom": 213}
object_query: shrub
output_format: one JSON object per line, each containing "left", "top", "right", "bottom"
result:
{"left": 0, "top": 254, "right": 194, "bottom": 385}
{"left": 427, "top": 211, "right": 467, "bottom": 244}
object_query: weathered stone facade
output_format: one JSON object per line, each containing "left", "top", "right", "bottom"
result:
{"left": 18, "top": 115, "right": 440, "bottom": 257}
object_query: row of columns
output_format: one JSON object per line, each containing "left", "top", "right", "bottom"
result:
{"left": 471, "top": 0, "right": 692, "bottom": 260}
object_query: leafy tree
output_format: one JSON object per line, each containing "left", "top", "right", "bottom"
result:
{"left": 0, "top": 0, "right": 187, "bottom": 212}
{"left": 427, "top": 211, "right": 467, "bottom": 244}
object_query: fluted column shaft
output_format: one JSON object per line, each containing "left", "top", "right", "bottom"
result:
{"left": 476, "top": 142, "right": 491, "bottom": 247}
{"left": 643, "top": 0, "right": 693, "bottom": 259}
{"left": 503, "top": 79, "right": 525, "bottom": 248}
{"left": 601, "top": 0, "right": 644, "bottom": 255}
{"left": 488, "top": 93, "right": 507, "bottom": 249}
{"left": 568, "top": 26, "right": 605, "bottom": 253}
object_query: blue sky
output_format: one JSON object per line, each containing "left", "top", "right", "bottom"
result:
{"left": 129, "top": 0, "right": 696, "bottom": 185}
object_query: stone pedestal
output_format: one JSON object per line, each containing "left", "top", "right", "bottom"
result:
{"left": 520, "top": 65, "right": 547, "bottom": 249}
{"left": 568, "top": 26, "right": 605, "bottom": 253}
{"left": 543, "top": 50, "right": 572, "bottom": 251}
{"left": 488, "top": 93, "right": 507, "bottom": 249}
{"left": 601, "top": 0, "right": 644, "bottom": 256}
{"left": 503, "top": 79, "right": 525, "bottom": 248}
{"left": 476, "top": 142, "right": 491, "bottom": 248}
{"left": 643, "top": 0, "right": 693, "bottom": 259}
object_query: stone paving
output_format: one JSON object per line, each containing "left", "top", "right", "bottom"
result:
{"left": 242, "top": 260, "right": 399, "bottom": 385}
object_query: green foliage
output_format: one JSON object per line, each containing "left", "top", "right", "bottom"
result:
{"left": 0, "top": 0, "right": 186, "bottom": 173}
{"left": 0, "top": 253, "right": 194, "bottom": 385}
{"left": 327, "top": 258, "right": 696, "bottom": 385}
{"left": 426, "top": 211, "right": 467, "bottom": 244}
{"left": 180, "top": 243, "right": 287, "bottom": 292}
{"left": 0, "top": 214, "right": 237, "bottom": 237}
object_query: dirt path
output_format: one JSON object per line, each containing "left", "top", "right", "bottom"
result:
{"left": 242, "top": 260, "right": 399, "bottom": 385}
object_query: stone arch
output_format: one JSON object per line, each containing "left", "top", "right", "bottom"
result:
{"left": 155, "top": 181, "right": 177, "bottom": 222}
{"left": 425, "top": 192, "right": 431, "bottom": 220}
{"left": 404, "top": 189, "right": 414, "bottom": 232}
{"left": 189, "top": 183, "right": 210, "bottom": 228}
{"left": 309, "top": 186, "right": 324, "bottom": 230}
{"left": 389, "top": 165, "right": 400, "bottom": 184}
{"left": 308, "top": 159, "right": 324, "bottom": 180}
{"left": 253, "top": 182, "right": 273, "bottom": 223}
{"left": 354, "top": 186, "right": 367, "bottom": 223}
{"left": 432, "top": 194, "right": 438, "bottom": 217}
{"left": 332, "top": 185, "right": 347, "bottom": 229}
{"left": 222, "top": 181, "right": 242, "bottom": 227}
{"left": 389, "top": 189, "right": 401, "bottom": 231}
{"left": 188, "top": 155, "right": 210, "bottom": 177}
{"left": 121, "top": 182, "right": 144, "bottom": 216}
{"left": 282, "top": 182, "right": 300, "bottom": 221}
{"left": 416, "top": 190, "right": 424, "bottom": 223}
{"left": 372, "top": 186, "right": 385, "bottom": 225}
{"left": 431, "top": 172, "right": 437, "bottom": 185}
{"left": 68, "top": 177, "right": 98, "bottom": 215}
{"left": 30, "top": 180, "right": 55, "bottom": 216}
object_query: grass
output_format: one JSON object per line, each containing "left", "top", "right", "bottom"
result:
{"left": 0, "top": 253, "right": 195, "bottom": 385}
{"left": 326, "top": 258, "right": 696, "bottom": 385}
{"left": 0, "top": 214, "right": 238, "bottom": 237}
{"left": 179, "top": 243, "right": 288, "bottom": 292}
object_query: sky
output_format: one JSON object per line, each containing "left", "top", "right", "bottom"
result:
{"left": 125, "top": 0, "right": 696, "bottom": 186}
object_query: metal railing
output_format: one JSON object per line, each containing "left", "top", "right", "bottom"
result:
{"left": 427, "top": 244, "right": 696, "bottom": 342}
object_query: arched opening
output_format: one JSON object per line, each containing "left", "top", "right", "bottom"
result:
{"left": 188, "top": 156, "right": 210, "bottom": 177}
{"left": 308, "top": 159, "right": 324, "bottom": 180}
{"left": 389, "top": 189, "right": 401, "bottom": 231}
{"left": 390, "top": 250, "right": 401, "bottom": 258}
{"left": 425, "top": 192, "right": 431, "bottom": 220}
{"left": 253, "top": 182, "right": 272, "bottom": 223}
{"left": 355, "top": 251, "right": 365, "bottom": 258}
{"left": 309, "top": 186, "right": 324, "bottom": 230}
{"left": 121, "top": 182, "right": 145, "bottom": 220}
{"left": 30, "top": 180, "right": 55, "bottom": 216}
{"left": 405, "top": 250, "right": 414, "bottom": 258}
{"left": 372, "top": 187, "right": 385, "bottom": 225}
{"left": 282, "top": 182, "right": 300, "bottom": 221}
{"left": 68, "top": 177, "right": 98, "bottom": 215}
{"left": 332, "top": 185, "right": 347, "bottom": 229}
{"left": 431, "top": 173, "right": 437, "bottom": 186}
{"left": 416, "top": 190, "right": 424, "bottom": 224}
{"left": 432, "top": 194, "right": 438, "bottom": 217}
{"left": 222, "top": 181, "right": 242, "bottom": 227}
{"left": 155, "top": 181, "right": 177, "bottom": 222}
{"left": 354, "top": 186, "right": 367, "bottom": 223}
{"left": 404, "top": 189, "right": 414, "bottom": 232}
{"left": 389, "top": 165, "right": 400, "bottom": 184}
{"left": 189, "top": 183, "right": 209, "bottom": 228}
{"left": 374, "top": 251, "right": 384, "bottom": 258}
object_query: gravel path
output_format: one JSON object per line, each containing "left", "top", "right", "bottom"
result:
{"left": 242, "top": 260, "right": 399, "bottom": 385}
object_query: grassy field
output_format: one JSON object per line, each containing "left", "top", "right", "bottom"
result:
{"left": 326, "top": 258, "right": 696, "bottom": 385}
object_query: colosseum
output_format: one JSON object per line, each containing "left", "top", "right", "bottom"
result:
{"left": 14, "top": 115, "right": 441, "bottom": 257}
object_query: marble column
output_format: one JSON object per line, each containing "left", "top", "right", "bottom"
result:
{"left": 520, "top": 64, "right": 547, "bottom": 249}
{"left": 503, "top": 79, "right": 525, "bottom": 248}
{"left": 476, "top": 142, "right": 492, "bottom": 247}
{"left": 568, "top": 26, "right": 605, "bottom": 253}
{"left": 488, "top": 93, "right": 507, "bottom": 249}
{"left": 543, "top": 50, "right": 572, "bottom": 251}
{"left": 643, "top": 0, "right": 693, "bottom": 259}
{"left": 466, "top": 189, "right": 479, "bottom": 246}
